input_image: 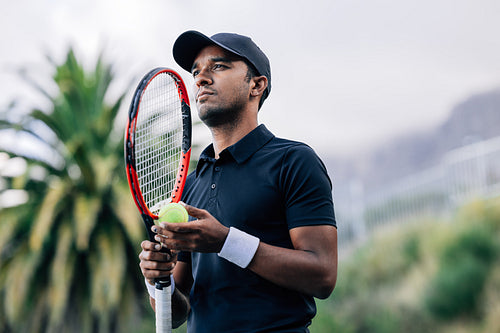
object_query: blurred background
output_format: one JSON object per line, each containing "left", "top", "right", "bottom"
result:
{"left": 1, "top": 1, "right": 500, "bottom": 332}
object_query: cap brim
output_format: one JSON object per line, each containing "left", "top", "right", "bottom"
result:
{"left": 173, "top": 30, "right": 245, "bottom": 73}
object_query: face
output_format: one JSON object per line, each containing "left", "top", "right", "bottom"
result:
{"left": 191, "top": 45, "right": 252, "bottom": 128}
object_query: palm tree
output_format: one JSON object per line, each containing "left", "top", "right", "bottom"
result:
{"left": 0, "top": 48, "right": 154, "bottom": 332}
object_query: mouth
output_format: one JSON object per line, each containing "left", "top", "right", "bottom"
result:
{"left": 196, "top": 89, "right": 215, "bottom": 102}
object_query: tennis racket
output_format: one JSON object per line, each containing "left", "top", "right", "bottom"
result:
{"left": 125, "top": 67, "right": 192, "bottom": 333}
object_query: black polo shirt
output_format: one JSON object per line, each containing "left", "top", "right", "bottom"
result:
{"left": 179, "top": 124, "right": 336, "bottom": 332}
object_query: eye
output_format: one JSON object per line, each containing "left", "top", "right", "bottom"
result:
{"left": 192, "top": 69, "right": 200, "bottom": 78}
{"left": 213, "top": 64, "right": 226, "bottom": 70}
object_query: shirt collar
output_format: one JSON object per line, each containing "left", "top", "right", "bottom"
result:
{"left": 196, "top": 124, "right": 274, "bottom": 176}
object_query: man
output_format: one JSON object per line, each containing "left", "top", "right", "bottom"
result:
{"left": 139, "top": 30, "right": 338, "bottom": 332}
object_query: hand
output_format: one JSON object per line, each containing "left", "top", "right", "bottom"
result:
{"left": 139, "top": 240, "right": 177, "bottom": 285}
{"left": 152, "top": 203, "right": 229, "bottom": 253}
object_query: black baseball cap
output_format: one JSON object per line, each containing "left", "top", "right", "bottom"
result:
{"left": 173, "top": 30, "right": 271, "bottom": 104}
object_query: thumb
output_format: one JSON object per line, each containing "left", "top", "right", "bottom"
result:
{"left": 180, "top": 201, "right": 210, "bottom": 220}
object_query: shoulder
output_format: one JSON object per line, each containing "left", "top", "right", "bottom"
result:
{"left": 264, "top": 136, "right": 320, "bottom": 161}
{"left": 261, "top": 136, "right": 334, "bottom": 198}
{"left": 266, "top": 136, "right": 310, "bottom": 149}
{"left": 266, "top": 137, "right": 328, "bottom": 173}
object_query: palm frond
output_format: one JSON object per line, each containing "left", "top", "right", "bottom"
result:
{"left": 73, "top": 194, "right": 101, "bottom": 251}
{"left": 0, "top": 212, "right": 18, "bottom": 265}
{"left": 29, "top": 178, "right": 68, "bottom": 251}
{"left": 30, "top": 109, "right": 73, "bottom": 149}
{"left": 47, "top": 222, "right": 75, "bottom": 329}
{"left": 4, "top": 245, "right": 43, "bottom": 323}
{"left": 110, "top": 183, "right": 145, "bottom": 243}
{"left": 89, "top": 229, "right": 127, "bottom": 332}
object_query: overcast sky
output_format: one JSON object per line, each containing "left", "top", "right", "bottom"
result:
{"left": 2, "top": 0, "right": 500, "bottom": 158}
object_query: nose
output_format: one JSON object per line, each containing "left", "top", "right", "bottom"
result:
{"left": 194, "top": 68, "right": 212, "bottom": 88}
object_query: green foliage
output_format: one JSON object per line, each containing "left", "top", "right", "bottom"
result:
{"left": 439, "top": 225, "right": 498, "bottom": 267}
{"left": 424, "top": 205, "right": 499, "bottom": 320}
{"left": 313, "top": 196, "right": 500, "bottom": 333}
{"left": 425, "top": 256, "right": 489, "bottom": 319}
{"left": 332, "top": 225, "right": 423, "bottom": 303}
{"left": 402, "top": 232, "right": 420, "bottom": 264}
{"left": 0, "top": 48, "right": 150, "bottom": 332}
{"left": 312, "top": 302, "right": 356, "bottom": 333}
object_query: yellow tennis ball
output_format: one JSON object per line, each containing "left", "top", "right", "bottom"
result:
{"left": 157, "top": 203, "right": 188, "bottom": 224}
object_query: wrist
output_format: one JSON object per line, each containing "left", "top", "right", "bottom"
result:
{"left": 217, "top": 227, "right": 260, "bottom": 268}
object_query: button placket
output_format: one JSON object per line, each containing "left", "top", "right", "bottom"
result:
{"left": 209, "top": 163, "right": 221, "bottom": 199}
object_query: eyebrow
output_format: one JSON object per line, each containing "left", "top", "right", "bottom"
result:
{"left": 191, "top": 56, "right": 236, "bottom": 73}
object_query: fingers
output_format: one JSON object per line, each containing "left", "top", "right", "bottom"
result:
{"left": 141, "top": 240, "right": 162, "bottom": 251}
{"left": 140, "top": 261, "right": 176, "bottom": 281}
{"left": 181, "top": 201, "right": 210, "bottom": 220}
{"left": 140, "top": 257, "right": 176, "bottom": 272}
{"left": 151, "top": 203, "right": 228, "bottom": 253}
{"left": 158, "top": 221, "right": 201, "bottom": 234}
{"left": 139, "top": 247, "right": 176, "bottom": 262}
{"left": 139, "top": 245, "right": 178, "bottom": 281}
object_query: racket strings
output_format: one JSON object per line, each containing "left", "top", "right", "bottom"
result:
{"left": 135, "top": 73, "right": 184, "bottom": 214}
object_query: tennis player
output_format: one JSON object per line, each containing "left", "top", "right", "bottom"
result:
{"left": 139, "top": 30, "right": 338, "bottom": 332}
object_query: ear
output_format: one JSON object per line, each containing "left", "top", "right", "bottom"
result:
{"left": 250, "top": 76, "right": 268, "bottom": 97}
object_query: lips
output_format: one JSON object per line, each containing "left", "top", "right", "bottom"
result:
{"left": 196, "top": 89, "right": 215, "bottom": 102}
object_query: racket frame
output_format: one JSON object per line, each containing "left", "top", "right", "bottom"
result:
{"left": 125, "top": 67, "right": 192, "bottom": 239}
{"left": 124, "top": 67, "right": 192, "bottom": 333}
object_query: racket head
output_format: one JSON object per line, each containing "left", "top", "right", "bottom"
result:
{"left": 125, "top": 67, "right": 192, "bottom": 240}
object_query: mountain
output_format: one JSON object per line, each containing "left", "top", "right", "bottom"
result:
{"left": 328, "top": 88, "right": 500, "bottom": 197}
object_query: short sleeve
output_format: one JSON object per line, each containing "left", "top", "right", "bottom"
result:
{"left": 280, "top": 144, "right": 336, "bottom": 229}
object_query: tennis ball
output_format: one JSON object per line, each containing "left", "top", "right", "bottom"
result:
{"left": 157, "top": 202, "right": 188, "bottom": 224}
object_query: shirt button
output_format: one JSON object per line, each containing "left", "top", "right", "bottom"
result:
{"left": 211, "top": 183, "right": 216, "bottom": 189}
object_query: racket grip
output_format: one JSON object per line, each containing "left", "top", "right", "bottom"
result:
{"left": 155, "top": 281, "right": 172, "bottom": 333}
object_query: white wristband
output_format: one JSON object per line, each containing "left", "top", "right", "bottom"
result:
{"left": 145, "top": 276, "right": 175, "bottom": 299}
{"left": 218, "top": 227, "right": 260, "bottom": 268}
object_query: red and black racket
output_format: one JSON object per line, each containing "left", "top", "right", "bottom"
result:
{"left": 125, "top": 67, "right": 192, "bottom": 333}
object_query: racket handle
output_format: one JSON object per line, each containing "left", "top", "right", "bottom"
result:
{"left": 155, "top": 281, "right": 172, "bottom": 333}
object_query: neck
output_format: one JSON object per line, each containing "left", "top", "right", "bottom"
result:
{"left": 210, "top": 118, "right": 258, "bottom": 159}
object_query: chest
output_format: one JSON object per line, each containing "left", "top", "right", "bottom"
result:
{"left": 183, "top": 156, "right": 291, "bottom": 246}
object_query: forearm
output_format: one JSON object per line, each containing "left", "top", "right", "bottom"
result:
{"left": 172, "top": 288, "right": 190, "bottom": 328}
{"left": 248, "top": 242, "right": 337, "bottom": 299}
{"left": 247, "top": 225, "right": 338, "bottom": 299}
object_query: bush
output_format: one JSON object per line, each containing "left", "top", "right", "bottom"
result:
{"left": 425, "top": 256, "right": 489, "bottom": 319}
{"left": 424, "top": 223, "right": 498, "bottom": 319}
{"left": 439, "top": 225, "right": 498, "bottom": 266}
{"left": 318, "top": 197, "right": 500, "bottom": 332}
